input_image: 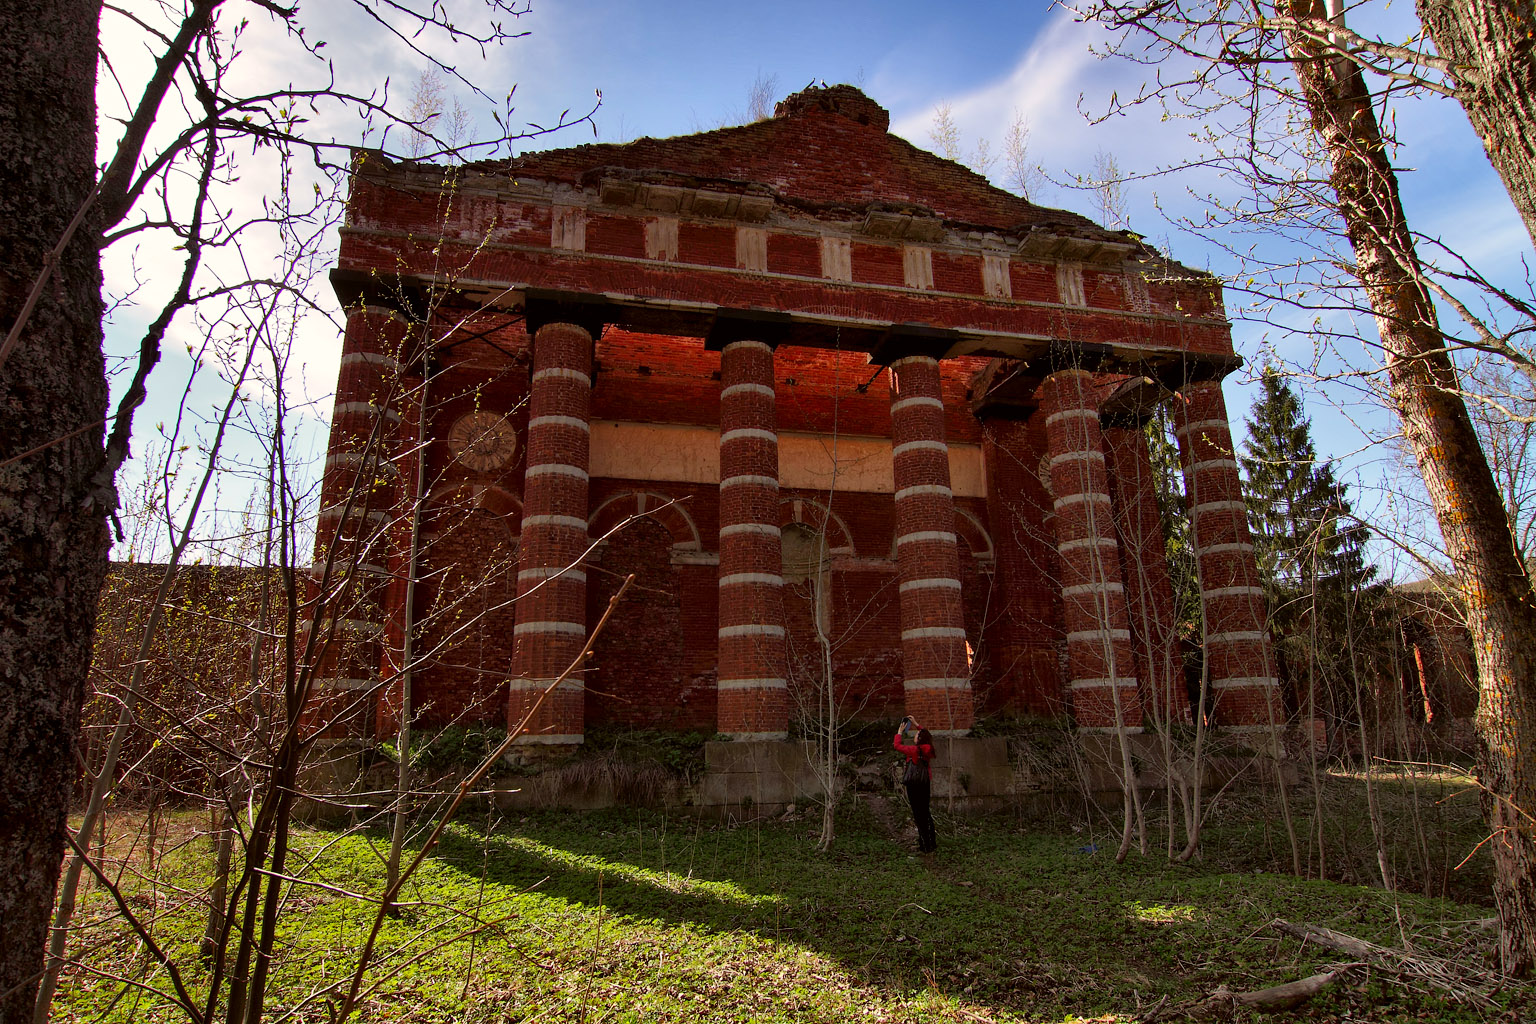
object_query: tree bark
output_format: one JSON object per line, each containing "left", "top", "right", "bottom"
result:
{"left": 1417, "top": 0, "right": 1536, "bottom": 254}
{"left": 1287, "top": 0, "right": 1536, "bottom": 976}
{"left": 0, "top": 2, "right": 107, "bottom": 1020}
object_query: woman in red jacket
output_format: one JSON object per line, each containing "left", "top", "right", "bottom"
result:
{"left": 893, "top": 716, "right": 937, "bottom": 853}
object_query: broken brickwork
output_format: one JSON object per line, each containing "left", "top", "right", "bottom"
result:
{"left": 312, "top": 85, "right": 1281, "bottom": 745}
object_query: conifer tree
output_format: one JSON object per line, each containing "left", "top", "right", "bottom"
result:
{"left": 1241, "top": 368, "right": 1382, "bottom": 746}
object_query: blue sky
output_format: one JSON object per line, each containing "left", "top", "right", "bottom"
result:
{"left": 101, "top": 1, "right": 1531, "bottom": 575}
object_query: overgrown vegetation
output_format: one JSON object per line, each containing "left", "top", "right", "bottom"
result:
{"left": 54, "top": 770, "right": 1529, "bottom": 1024}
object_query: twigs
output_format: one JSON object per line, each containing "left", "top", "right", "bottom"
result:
{"left": 1272, "top": 918, "right": 1495, "bottom": 1005}
{"left": 330, "top": 573, "right": 636, "bottom": 1024}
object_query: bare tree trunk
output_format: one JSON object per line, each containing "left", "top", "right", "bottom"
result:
{"left": 1417, "top": 0, "right": 1536, "bottom": 253}
{"left": 0, "top": 3, "right": 108, "bottom": 1020}
{"left": 1288, "top": 0, "right": 1536, "bottom": 974}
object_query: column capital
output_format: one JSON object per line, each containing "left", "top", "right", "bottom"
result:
{"left": 868, "top": 322, "right": 960, "bottom": 366}
{"left": 523, "top": 288, "right": 613, "bottom": 338}
{"left": 1098, "top": 375, "right": 1171, "bottom": 430}
{"left": 330, "top": 268, "right": 427, "bottom": 320}
{"left": 706, "top": 307, "right": 793, "bottom": 351}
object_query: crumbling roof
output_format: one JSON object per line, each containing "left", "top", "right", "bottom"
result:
{"left": 467, "top": 85, "right": 1124, "bottom": 243}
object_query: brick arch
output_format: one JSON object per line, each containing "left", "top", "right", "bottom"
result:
{"left": 954, "top": 507, "right": 995, "bottom": 562}
{"left": 779, "top": 497, "right": 855, "bottom": 555}
{"left": 424, "top": 482, "right": 522, "bottom": 536}
{"left": 588, "top": 491, "right": 701, "bottom": 551}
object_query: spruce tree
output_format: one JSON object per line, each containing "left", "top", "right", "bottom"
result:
{"left": 1240, "top": 367, "right": 1383, "bottom": 749}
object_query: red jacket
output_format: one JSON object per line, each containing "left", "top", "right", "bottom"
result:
{"left": 893, "top": 731, "right": 934, "bottom": 780}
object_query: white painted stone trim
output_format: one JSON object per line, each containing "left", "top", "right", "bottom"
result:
{"left": 513, "top": 621, "right": 587, "bottom": 636}
{"left": 899, "top": 577, "right": 962, "bottom": 594}
{"left": 551, "top": 206, "right": 587, "bottom": 250}
{"left": 902, "top": 677, "right": 972, "bottom": 691}
{"left": 1058, "top": 537, "right": 1117, "bottom": 554}
{"left": 891, "top": 395, "right": 944, "bottom": 414}
{"left": 329, "top": 560, "right": 390, "bottom": 578}
{"left": 1174, "top": 417, "right": 1229, "bottom": 438}
{"left": 1049, "top": 450, "right": 1105, "bottom": 468}
{"left": 892, "top": 439, "right": 948, "bottom": 458}
{"left": 334, "top": 617, "right": 383, "bottom": 639}
{"left": 890, "top": 354, "right": 938, "bottom": 371}
{"left": 719, "top": 522, "right": 781, "bottom": 538}
{"left": 719, "top": 573, "right": 783, "bottom": 587}
{"left": 1202, "top": 586, "right": 1265, "bottom": 600}
{"left": 903, "top": 245, "right": 934, "bottom": 290}
{"left": 644, "top": 216, "right": 679, "bottom": 261}
{"left": 719, "top": 428, "right": 778, "bottom": 445}
{"left": 358, "top": 304, "right": 405, "bottom": 320}
{"left": 1062, "top": 581, "right": 1124, "bottom": 598}
{"left": 720, "top": 474, "right": 779, "bottom": 490}
{"left": 721, "top": 382, "right": 774, "bottom": 400}
{"left": 1203, "top": 542, "right": 1255, "bottom": 556}
{"left": 820, "top": 235, "right": 853, "bottom": 283}
{"left": 736, "top": 226, "right": 768, "bottom": 272}
{"left": 531, "top": 367, "right": 592, "bottom": 387}
{"left": 902, "top": 626, "right": 968, "bottom": 641}
{"left": 1068, "top": 628, "right": 1132, "bottom": 644}
{"left": 518, "top": 566, "right": 587, "bottom": 584}
{"left": 317, "top": 507, "right": 389, "bottom": 526}
{"left": 1052, "top": 492, "right": 1112, "bottom": 511}
{"left": 524, "top": 463, "right": 589, "bottom": 482}
{"left": 719, "top": 624, "right": 786, "bottom": 638}
{"left": 507, "top": 677, "right": 584, "bottom": 692}
{"left": 1208, "top": 630, "right": 1266, "bottom": 644}
{"left": 315, "top": 677, "right": 373, "bottom": 691}
{"left": 1044, "top": 407, "right": 1097, "bottom": 427}
{"left": 340, "top": 352, "right": 403, "bottom": 371}
{"left": 521, "top": 514, "right": 588, "bottom": 531}
{"left": 1068, "top": 677, "right": 1141, "bottom": 690}
{"left": 1192, "top": 500, "right": 1248, "bottom": 516}
{"left": 722, "top": 339, "right": 773, "bottom": 355}
{"left": 325, "top": 452, "right": 400, "bottom": 478}
{"left": 716, "top": 677, "right": 788, "bottom": 691}
{"left": 895, "top": 484, "right": 953, "bottom": 501}
{"left": 529, "top": 415, "right": 590, "bottom": 432}
{"left": 1190, "top": 458, "right": 1240, "bottom": 475}
{"left": 1210, "top": 676, "right": 1281, "bottom": 690}
{"left": 896, "top": 530, "right": 957, "bottom": 546}
{"left": 982, "top": 252, "right": 1011, "bottom": 298}
{"left": 334, "top": 402, "right": 403, "bottom": 423}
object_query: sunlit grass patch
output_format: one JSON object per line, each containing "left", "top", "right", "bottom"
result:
{"left": 52, "top": 798, "right": 1526, "bottom": 1024}
{"left": 1123, "top": 899, "right": 1200, "bottom": 924}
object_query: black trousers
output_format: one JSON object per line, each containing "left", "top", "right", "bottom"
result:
{"left": 903, "top": 776, "right": 937, "bottom": 853}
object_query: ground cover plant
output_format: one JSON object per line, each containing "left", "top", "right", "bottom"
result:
{"left": 51, "top": 769, "right": 1533, "bottom": 1024}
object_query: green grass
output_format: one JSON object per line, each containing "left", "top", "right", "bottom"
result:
{"left": 53, "top": 786, "right": 1531, "bottom": 1024}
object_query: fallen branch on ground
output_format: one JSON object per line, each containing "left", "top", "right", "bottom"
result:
{"left": 1272, "top": 918, "right": 1493, "bottom": 1006}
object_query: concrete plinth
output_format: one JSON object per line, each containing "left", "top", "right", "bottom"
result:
{"left": 697, "top": 739, "right": 823, "bottom": 810}
{"left": 929, "top": 736, "right": 1012, "bottom": 799}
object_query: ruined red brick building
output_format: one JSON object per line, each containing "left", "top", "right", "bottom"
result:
{"left": 311, "top": 86, "right": 1281, "bottom": 761}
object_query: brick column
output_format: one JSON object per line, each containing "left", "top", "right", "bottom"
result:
{"left": 1102, "top": 420, "right": 1186, "bottom": 724}
{"left": 509, "top": 321, "right": 593, "bottom": 745}
{"left": 307, "top": 303, "right": 411, "bottom": 738}
{"left": 1174, "top": 380, "right": 1284, "bottom": 729}
{"left": 889, "top": 354, "right": 973, "bottom": 734}
{"left": 1042, "top": 369, "right": 1142, "bottom": 731}
{"left": 375, "top": 326, "right": 430, "bottom": 738}
{"left": 715, "top": 339, "right": 789, "bottom": 739}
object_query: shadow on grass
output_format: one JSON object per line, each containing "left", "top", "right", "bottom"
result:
{"left": 422, "top": 800, "right": 1495, "bottom": 1019}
